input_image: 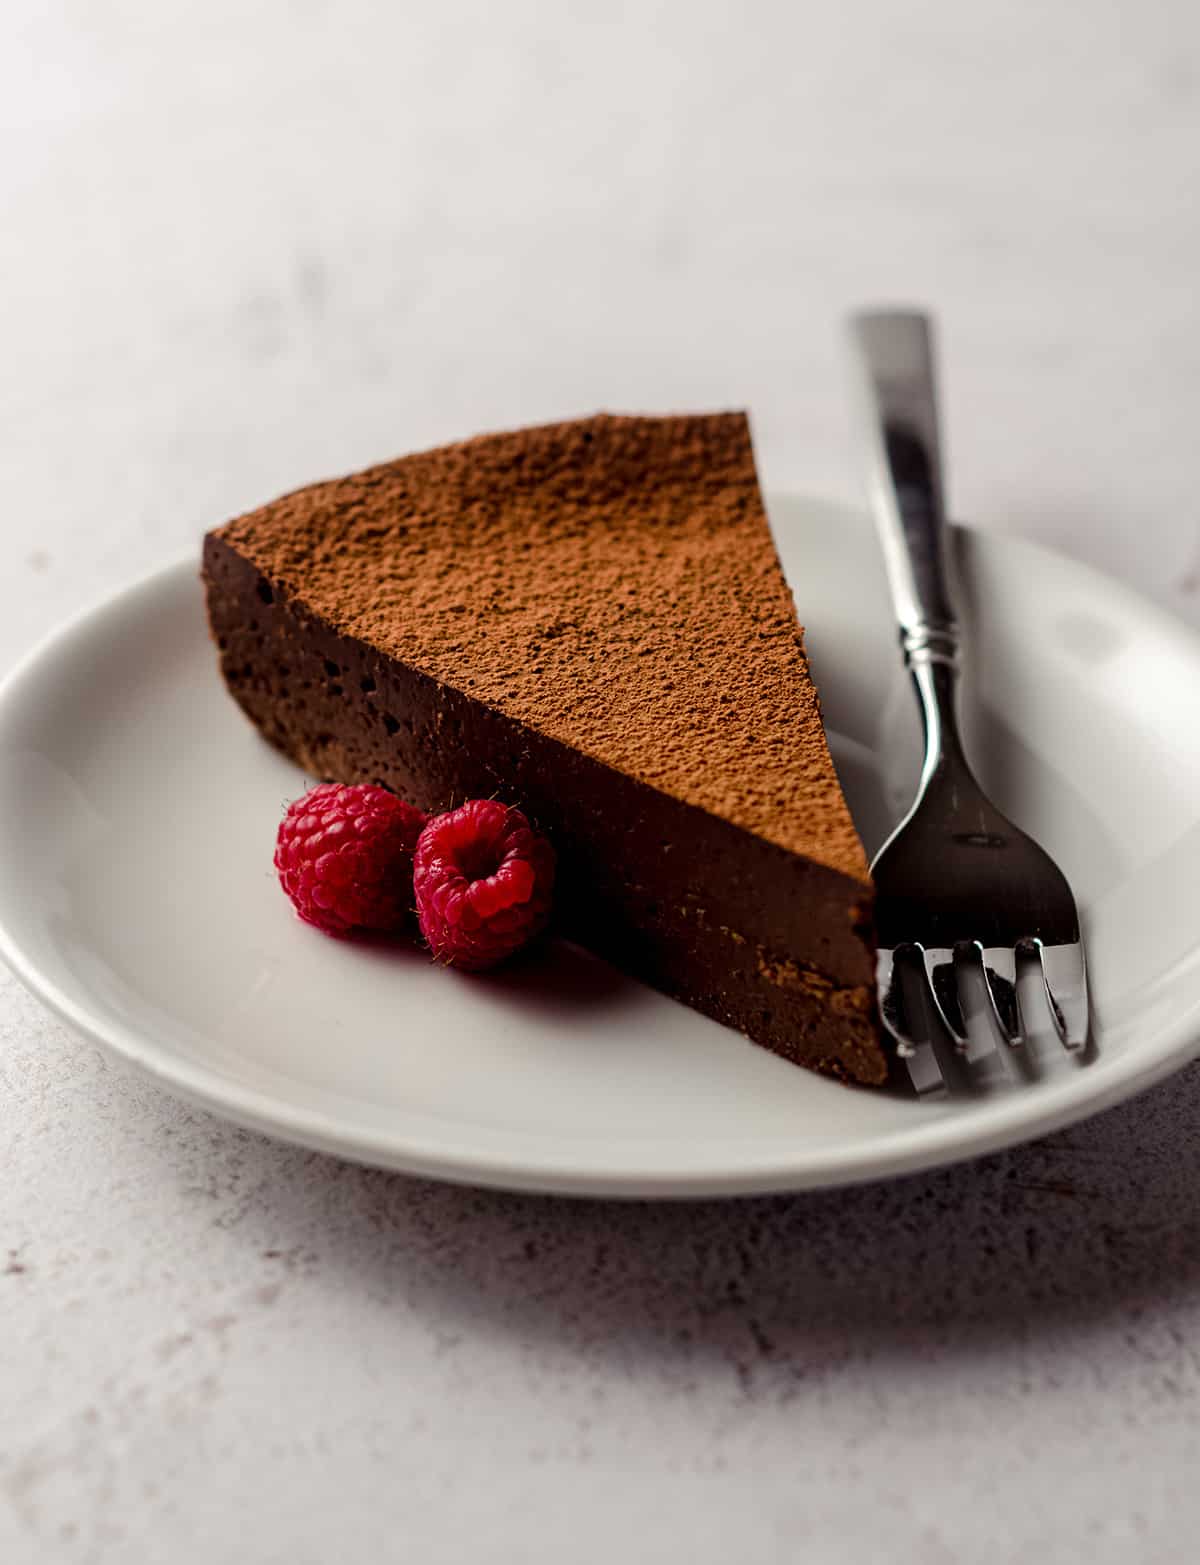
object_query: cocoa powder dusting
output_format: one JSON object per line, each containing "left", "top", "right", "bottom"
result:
{"left": 216, "top": 412, "right": 869, "bottom": 883}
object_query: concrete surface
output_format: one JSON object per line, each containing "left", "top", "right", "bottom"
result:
{"left": 4, "top": 2, "right": 1200, "bottom": 1560}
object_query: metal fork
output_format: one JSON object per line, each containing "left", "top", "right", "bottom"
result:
{"left": 847, "top": 309, "right": 1089, "bottom": 1066}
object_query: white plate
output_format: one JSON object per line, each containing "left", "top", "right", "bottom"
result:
{"left": 2, "top": 496, "right": 1199, "bottom": 1197}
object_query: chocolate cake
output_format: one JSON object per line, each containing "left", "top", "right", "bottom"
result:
{"left": 203, "top": 413, "right": 885, "bottom": 1085}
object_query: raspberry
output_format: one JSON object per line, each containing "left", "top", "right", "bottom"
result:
{"left": 274, "top": 783, "right": 427, "bottom": 937}
{"left": 413, "top": 799, "right": 555, "bottom": 971}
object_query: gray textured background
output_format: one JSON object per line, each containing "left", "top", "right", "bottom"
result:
{"left": 4, "top": 3, "right": 1200, "bottom": 1560}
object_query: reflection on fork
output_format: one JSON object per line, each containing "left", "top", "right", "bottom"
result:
{"left": 886, "top": 942, "right": 1094, "bottom": 1099}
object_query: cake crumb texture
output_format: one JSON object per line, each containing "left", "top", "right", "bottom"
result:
{"left": 216, "top": 413, "right": 869, "bottom": 883}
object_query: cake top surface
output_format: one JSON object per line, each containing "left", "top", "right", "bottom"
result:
{"left": 216, "top": 412, "right": 869, "bottom": 883}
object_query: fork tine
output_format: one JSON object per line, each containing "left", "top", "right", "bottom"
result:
{"left": 1037, "top": 941, "right": 1089, "bottom": 1051}
{"left": 876, "top": 947, "right": 919, "bottom": 1057}
{"left": 921, "top": 946, "right": 968, "bottom": 1048}
{"left": 980, "top": 944, "right": 1024, "bottom": 1045}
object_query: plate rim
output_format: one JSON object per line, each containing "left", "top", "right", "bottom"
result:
{"left": 2, "top": 518, "right": 1200, "bottom": 1198}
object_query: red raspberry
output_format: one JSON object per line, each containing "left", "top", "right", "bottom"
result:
{"left": 413, "top": 799, "right": 555, "bottom": 970}
{"left": 274, "top": 783, "right": 427, "bottom": 937}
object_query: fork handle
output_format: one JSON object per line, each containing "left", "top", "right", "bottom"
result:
{"left": 847, "top": 310, "right": 961, "bottom": 668}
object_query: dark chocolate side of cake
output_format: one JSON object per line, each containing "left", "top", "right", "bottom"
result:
{"left": 204, "top": 533, "right": 885, "bottom": 1085}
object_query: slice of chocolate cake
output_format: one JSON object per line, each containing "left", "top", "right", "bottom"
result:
{"left": 203, "top": 413, "right": 885, "bottom": 1085}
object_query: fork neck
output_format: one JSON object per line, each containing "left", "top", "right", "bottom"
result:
{"left": 905, "top": 626, "right": 968, "bottom": 797}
